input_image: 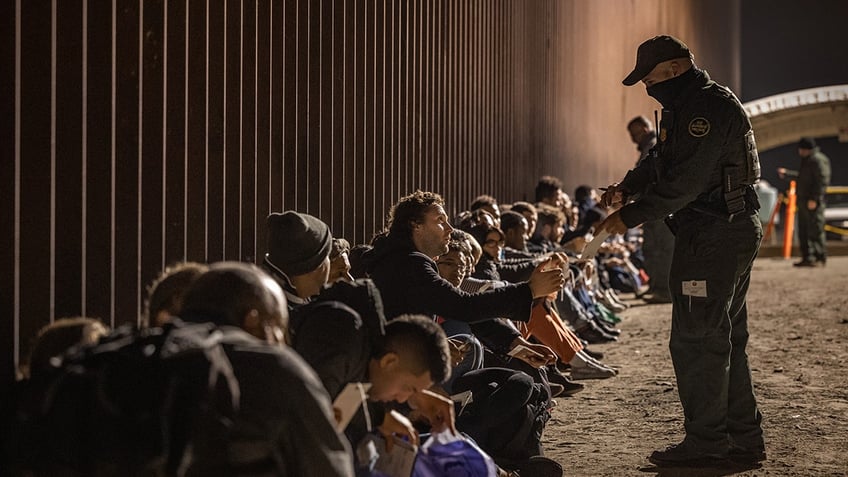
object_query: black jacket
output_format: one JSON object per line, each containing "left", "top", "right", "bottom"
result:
{"left": 795, "top": 149, "right": 831, "bottom": 202}
{"left": 472, "top": 253, "right": 536, "bottom": 284}
{"left": 363, "top": 235, "right": 534, "bottom": 323}
{"left": 362, "top": 235, "right": 530, "bottom": 351}
{"left": 620, "top": 69, "right": 760, "bottom": 227}
{"left": 290, "top": 298, "right": 388, "bottom": 468}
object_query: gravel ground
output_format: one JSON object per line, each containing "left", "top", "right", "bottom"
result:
{"left": 544, "top": 256, "right": 848, "bottom": 477}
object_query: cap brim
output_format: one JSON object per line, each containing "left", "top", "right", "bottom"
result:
{"left": 622, "top": 65, "right": 649, "bottom": 86}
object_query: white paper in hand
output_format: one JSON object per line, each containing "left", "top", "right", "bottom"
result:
{"left": 579, "top": 229, "right": 611, "bottom": 261}
{"left": 333, "top": 382, "right": 371, "bottom": 433}
{"left": 374, "top": 435, "right": 417, "bottom": 477}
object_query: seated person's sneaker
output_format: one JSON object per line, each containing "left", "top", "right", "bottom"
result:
{"left": 648, "top": 441, "right": 728, "bottom": 467}
{"left": 505, "top": 456, "right": 563, "bottom": 477}
{"left": 569, "top": 362, "right": 616, "bottom": 380}
{"left": 728, "top": 444, "right": 766, "bottom": 464}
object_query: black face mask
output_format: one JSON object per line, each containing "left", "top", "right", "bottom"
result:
{"left": 646, "top": 67, "right": 697, "bottom": 108}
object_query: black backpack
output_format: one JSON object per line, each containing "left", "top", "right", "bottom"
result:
{"left": 5, "top": 320, "right": 242, "bottom": 477}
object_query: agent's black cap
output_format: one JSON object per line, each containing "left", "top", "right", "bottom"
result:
{"left": 623, "top": 35, "right": 692, "bottom": 86}
{"left": 798, "top": 137, "right": 817, "bottom": 149}
{"left": 266, "top": 211, "right": 332, "bottom": 277}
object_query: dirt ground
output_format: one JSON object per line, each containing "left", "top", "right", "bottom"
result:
{"left": 544, "top": 255, "right": 848, "bottom": 477}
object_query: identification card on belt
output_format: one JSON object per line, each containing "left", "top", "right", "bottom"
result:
{"left": 682, "top": 280, "right": 707, "bottom": 297}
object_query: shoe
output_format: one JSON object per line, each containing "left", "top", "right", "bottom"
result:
{"left": 575, "top": 325, "right": 618, "bottom": 344}
{"left": 507, "top": 456, "right": 563, "bottom": 477}
{"left": 592, "top": 317, "right": 621, "bottom": 336}
{"left": 605, "top": 289, "right": 629, "bottom": 309}
{"left": 597, "top": 292, "right": 627, "bottom": 312}
{"left": 648, "top": 442, "right": 729, "bottom": 468}
{"left": 642, "top": 293, "right": 673, "bottom": 304}
{"left": 728, "top": 445, "right": 766, "bottom": 464}
{"left": 569, "top": 363, "right": 617, "bottom": 380}
{"left": 545, "top": 367, "right": 585, "bottom": 395}
{"left": 581, "top": 347, "right": 604, "bottom": 361}
{"left": 793, "top": 260, "right": 816, "bottom": 267}
{"left": 595, "top": 303, "right": 622, "bottom": 324}
{"left": 576, "top": 352, "right": 619, "bottom": 375}
{"left": 548, "top": 383, "right": 565, "bottom": 398}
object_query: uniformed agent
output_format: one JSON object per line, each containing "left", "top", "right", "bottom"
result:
{"left": 782, "top": 137, "right": 831, "bottom": 267}
{"left": 596, "top": 35, "right": 765, "bottom": 468}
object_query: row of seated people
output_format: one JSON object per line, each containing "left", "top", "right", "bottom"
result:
{"left": 5, "top": 177, "right": 658, "bottom": 477}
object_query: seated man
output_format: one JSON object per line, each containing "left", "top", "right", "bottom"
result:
{"left": 179, "top": 262, "right": 354, "bottom": 477}
{"left": 510, "top": 201, "right": 538, "bottom": 242}
{"left": 500, "top": 210, "right": 538, "bottom": 260}
{"left": 143, "top": 261, "right": 208, "bottom": 328}
{"left": 328, "top": 238, "right": 355, "bottom": 283}
{"left": 528, "top": 205, "right": 566, "bottom": 254}
{"left": 363, "top": 190, "right": 565, "bottom": 330}
{"left": 9, "top": 262, "right": 353, "bottom": 477}
{"left": 263, "top": 210, "right": 334, "bottom": 309}
{"left": 469, "top": 194, "right": 502, "bottom": 227}
{"left": 290, "top": 301, "right": 454, "bottom": 471}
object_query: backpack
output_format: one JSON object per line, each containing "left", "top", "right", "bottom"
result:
{"left": 451, "top": 366, "right": 551, "bottom": 466}
{"left": 6, "top": 320, "right": 242, "bottom": 477}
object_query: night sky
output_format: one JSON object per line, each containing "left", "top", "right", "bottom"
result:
{"left": 741, "top": 0, "right": 848, "bottom": 188}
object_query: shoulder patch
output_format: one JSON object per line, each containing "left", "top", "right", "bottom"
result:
{"left": 688, "top": 117, "right": 710, "bottom": 137}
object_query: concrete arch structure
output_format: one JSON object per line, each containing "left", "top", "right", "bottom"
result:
{"left": 743, "top": 85, "right": 848, "bottom": 152}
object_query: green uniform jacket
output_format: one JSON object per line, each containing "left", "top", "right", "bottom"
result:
{"left": 796, "top": 149, "right": 831, "bottom": 202}
{"left": 619, "top": 70, "right": 759, "bottom": 228}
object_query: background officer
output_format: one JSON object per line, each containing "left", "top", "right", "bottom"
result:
{"left": 779, "top": 137, "right": 832, "bottom": 267}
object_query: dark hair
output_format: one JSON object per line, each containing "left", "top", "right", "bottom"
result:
{"left": 348, "top": 244, "right": 373, "bottom": 279}
{"left": 510, "top": 201, "right": 537, "bottom": 217}
{"left": 379, "top": 314, "right": 451, "bottom": 384}
{"left": 469, "top": 194, "right": 498, "bottom": 212}
{"left": 500, "top": 210, "right": 527, "bottom": 233}
{"left": 28, "top": 317, "right": 108, "bottom": 377}
{"left": 535, "top": 175, "right": 562, "bottom": 203}
{"left": 627, "top": 115, "right": 651, "bottom": 129}
{"left": 574, "top": 185, "right": 593, "bottom": 203}
{"left": 456, "top": 209, "right": 495, "bottom": 232}
{"left": 144, "top": 262, "right": 208, "bottom": 328}
{"left": 330, "top": 238, "right": 351, "bottom": 259}
{"left": 536, "top": 204, "right": 565, "bottom": 228}
{"left": 468, "top": 223, "right": 504, "bottom": 253}
{"left": 445, "top": 237, "right": 472, "bottom": 258}
{"left": 181, "top": 262, "right": 285, "bottom": 328}
{"left": 387, "top": 190, "right": 445, "bottom": 241}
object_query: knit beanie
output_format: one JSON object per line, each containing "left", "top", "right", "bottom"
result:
{"left": 798, "top": 137, "right": 816, "bottom": 149}
{"left": 266, "top": 211, "right": 332, "bottom": 277}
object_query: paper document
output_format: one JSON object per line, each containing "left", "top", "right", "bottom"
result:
{"left": 373, "top": 435, "right": 417, "bottom": 477}
{"left": 333, "top": 382, "right": 371, "bottom": 433}
{"left": 450, "top": 390, "right": 474, "bottom": 416}
{"left": 507, "top": 344, "right": 544, "bottom": 359}
{"left": 579, "top": 229, "right": 611, "bottom": 261}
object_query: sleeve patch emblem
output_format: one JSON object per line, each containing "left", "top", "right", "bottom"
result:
{"left": 688, "top": 117, "right": 710, "bottom": 137}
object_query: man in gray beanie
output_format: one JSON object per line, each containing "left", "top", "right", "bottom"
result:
{"left": 263, "top": 211, "right": 333, "bottom": 308}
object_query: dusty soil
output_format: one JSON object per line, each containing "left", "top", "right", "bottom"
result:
{"left": 544, "top": 255, "right": 848, "bottom": 477}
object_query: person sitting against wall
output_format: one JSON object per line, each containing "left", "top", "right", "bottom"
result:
{"left": 143, "top": 261, "right": 209, "bottom": 328}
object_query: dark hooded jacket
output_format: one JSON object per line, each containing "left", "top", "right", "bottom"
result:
{"left": 362, "top": 235, "right": 531, "bottom": 350}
